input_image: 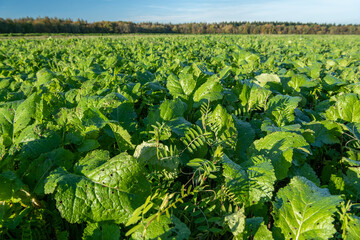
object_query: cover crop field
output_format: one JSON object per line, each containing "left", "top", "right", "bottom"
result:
{"left": 1, "top": 35, "right": 360, "bottom": 239}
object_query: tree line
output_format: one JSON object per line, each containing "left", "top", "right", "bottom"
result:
{"left": 1, "top": 17, "right": 359, "bottom": 35}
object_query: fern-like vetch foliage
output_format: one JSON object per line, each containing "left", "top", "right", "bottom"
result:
{"left": 181, "top": 125, "right": 211, "bottom": 154}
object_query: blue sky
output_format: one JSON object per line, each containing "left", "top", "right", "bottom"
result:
{"left": 1, "top": 0, "right": 359, "bottom": 24}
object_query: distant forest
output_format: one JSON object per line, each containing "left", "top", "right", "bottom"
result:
{"left": 1, "top": 17, "right": 360, "bottom": 34}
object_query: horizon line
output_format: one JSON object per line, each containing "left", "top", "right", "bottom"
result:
{"left": 2, "top": 17, "right": 360, "bottom": 26}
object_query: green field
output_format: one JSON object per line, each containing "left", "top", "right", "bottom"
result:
{"left": 1, "top": 35, "right": 360, "bottom": 239}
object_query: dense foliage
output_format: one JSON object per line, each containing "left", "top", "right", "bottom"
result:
{"left": 1, "top": 35, "right": 360, "bottom": 239}
{"left": 1, "top": 17, "right": 360, "bottom": 35}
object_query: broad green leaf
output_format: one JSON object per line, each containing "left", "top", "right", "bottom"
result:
{"left": 342, "top": 158, "right": 360, "bottom": 201}
{"left": 0, "top": 137, "right": 5, "bottom": 160}
{"left": 75, "top": 151, "right": 150, "bottom": 200}
{"left": 255, "top": 73, "right": 281, "bottom": 87}
{"left": 193, "top": 75, "right": 223, "bottom": 102}
{"left": 45, "top": 151, "right": 151, "bottom": 224}
{"left": 303, "top": 121, "right": 342, "bottom": 147}
{"left": 289, "top": 163, "right": 320, "bottom": 186}
{"left": 261, "top": 120, "right": 302, "bottom": 134}
{"left": 239, "top": 217, "right": 263, "bottom": 239}
{"left": 249, "top": 131, "right": 310, "bottom": 180}
{"left": 233, "top": 80, "right": 271, "bottom": 111}
{"left": 0, "top": 171, "right": 24, "bottom": 202}
{"left": 81, "top": 108, "right": 108, "bottom": 128}
{"left": 342, "top": 123, "right": 360, "bottom": 142}
{"left": 131, "top": 215, "right": 190, "bottom": 240}
{"left": 222, "top": 154, "right": 275, "bottom": 211}
{"left": 325, "top": 94, "right": 360, "bottom": 123}
{"left": 159, "top": 99, "right": 186, "bottom": 121}
{"left": 16, "top": 132, "right": 62, "bottom": 164}
{"left": 222, "top": 154, "right": 246, "bottom": 180}
{"left": 22, "top": 148, "right": 74, "bottom": 195}
{"left": 13, "top": 93, "right": 41, "bottom": 136}
{"left": 208, "top": 104, "right": 236, "bottom": 137}
{"left": 273, "top": 176, "right": 342, "bottom": 240}
{"left": 108, "top": 122, "right": 135, "bottom": 152}
{"left": 167, "top": 73, "right": 196, "bottom": 99}
{"left": 248, "top": 84, "right": 272, "bottom": 111}
{"left": 254, "top": 223, "right": 273, "bottom": 240}
{"left": 233, "top": 80, "right": 252, "bottom": 106}
{"left": 265, "top": 94, "right": 301, "bottom": 127}
{"left": 13, "top": 123, "right": 38, "bottom": 146}
{"left": 77, "top": 139, "right": 100, "bottom": 153}
{"left": 234, "top": 118, "right": 255, "bottom": 161}
{"left": 224, "top": 208, "right": 246, "bottom": 237}
{"left": 345, "top": 215, "right": 360, "bottom": 240}
{"left": 322, "top": 74, "right": 347, "bottom": 91}
{"left": 0, "top": 107, "right": 14, "bottom": 147}
{"left": 109, "top": 102, "right": 137, "bottom": 132}
{"left": 237, "top": 217, "right": 273, "bottom": 240}
{"left": 310, "top": 62, "right": 322, "bottom": 79}
{"left": 36, "top": 68, "right": 56, "bottom": 85}
{"left": 99, "top": 92, "right": 127, "bottom": 110}
{"left": 133, "top": 141, "right": 158, "bottom": 164}
{"left": 82, "top": 222, "right": 120, "bottom": 240}
{"left": 329, "top": 173, "right": 345, "bottom": 195}
{"left": 0, "top": 78, "right": 11, "bottom": 90}
{"left": 246, "top": 156, "right": 276, "bottom": 206}
{"left": 133, "top": 141, "right": 179, "bottom": 176}
{"left": 288, "top": 74, "right": 317, "bottom": 92}
{"left": 167, "top": 117, "right": 192, "bottom": 136}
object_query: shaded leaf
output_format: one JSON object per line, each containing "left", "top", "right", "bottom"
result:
{"left": 45, "top": 151, "right": 151, "bottom": 224}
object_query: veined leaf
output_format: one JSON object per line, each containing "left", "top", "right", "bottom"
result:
{"left": 134, "top": 141, "right": 158, "bottom": 164}
{"left": 36, "top": 68, "right": 56, "bottom": 85}
{"left": 303, "top": 120, "right": 342, "bottom": 147}
{"left": 265, "top": 94, "right": 301, "bottom": 127}
{"left": 273, "top": 176, "right": 342, "bottom": 240}
{"left": 45, "top": 151, "right": 151, "bottom": 224}
{"left": 288, "top": 74, "right": 317, "bottom": 92}
{"left": 325, "top": 93, "right": 360, "bottom": 123}
{"left": 246, "top": 156, "right": 276, "bottom": 207}
{"left": 131, "top": 215, "right": 190, "bottom": 240}
{"left": 134, "top": 141, "right": 179, "bottom": 176}
{"left": 255, "top": 73, "right": 281, "bottom": 88}
{"left": 159, "top": 98, "right": 186, "bottom": 121}
{"left": 0, "top": 107, "right": 14, "bottom": 147}
{"left": 249, "top": 131, "right": 310, "bottom": 180}
{"left": 234, "top": 118, "right": 255, "bottom": 161}
{"left": 342, "top": 158, "right": 360, "bottom": 201}
{"left": 108, "top": 122, "right": 135, "bottom": 152}
{"left": 247, "top": 83, "right": 272, "bottom": 111}
{"left": 193, "top": 75, "right": 223, "bottom": 102}
{"left": 82, "top": 222, "right": 120, "bottom": 240}
{"left": 13, "top": 93, "right": 41, "bottom": 135}
{"left": 81, "top": 108, "right": 108, "bottom": 129}
{"left": 0, "top": 171, "right": 24, "bottom": 202}
{"left": 208, "top": 104, "right": 236, "bottom": 137}
{"left": 224, "top": 208, "right": 246, "bottom": 237}
{"left": 254, "top": 223, "right": 273, "bottom": 240}
{"left": 289, "top": 163, "right": 320, "bottom": 186}
{"left": 167, "top": 73, "right": 196, "bottom": 99}
{"left": 222, "top": 154, "right": 275, "bottom": 211}
{"left": 322, "top": 74, "right": 347, "bottom": 91}
{"left": 0, "top": 93, "right": 41, "bottom": 147}
{"left": 345, "top": 215, "right": 360, "bottom": 240}
{"left": 22, "top": 147, "right": 74, "bottom": 195}
{"left": 167, "top": 117, "right": 192, "bottom": 136}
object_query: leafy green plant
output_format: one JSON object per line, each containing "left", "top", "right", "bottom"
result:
{"left": 1, "top": 35, "right": 360, "bottom": 239}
